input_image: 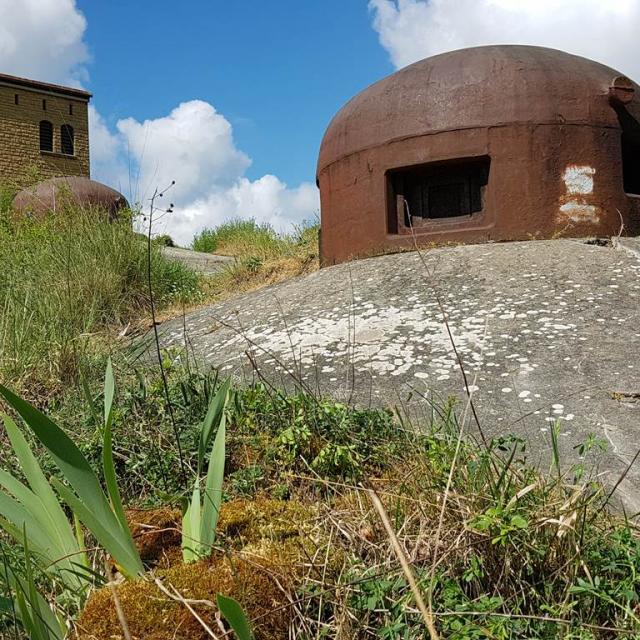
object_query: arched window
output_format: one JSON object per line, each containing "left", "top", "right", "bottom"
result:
{"left": 60, "top": 124, "right": 74, "bottom": 155}
{"left": 39, "top": 120, "right": 53, "bottom": 152}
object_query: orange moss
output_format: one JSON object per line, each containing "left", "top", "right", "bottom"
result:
{"left": 217, "top": 497, "right": 316, "bottom": 547}
{"left": 76, "top": 552, "right": 291, "bottom": 640}
{"left": 77, "top": 499, "right": 327, "bottom": 638}
{"left": 126, "top": 507, "right": 182, "bottom": 569}
{"left": 124, "top": 499, "right": 317, "bottom": 568}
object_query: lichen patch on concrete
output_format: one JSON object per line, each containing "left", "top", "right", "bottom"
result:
{"left": 157, "top": 239, "right": 640, "bottom": 510}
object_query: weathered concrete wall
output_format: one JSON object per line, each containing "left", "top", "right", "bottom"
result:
{"left": 0, "top": 83, "right": 89, "bottom": 186}
{"left": 156, "top": 238, "right": 640, "bottom": 511}
{"left": 318, "top": 123, "right": 640, "bottom": 263}
{"left": 159, "top": 246, "right": 234, "bottom": 275}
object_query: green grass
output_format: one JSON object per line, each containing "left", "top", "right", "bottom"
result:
{"left": 192, "top": 219, "right": 286, "bottom": 257}
{"left": 2, "top": 361, "right": 640, "bottom": 638}
{"left": 0, "top": 185, "right": 16, "bottom": 219}
{"left": 192, "top": 217, "right": 318, "bottom": 263}
{"left": 0, "top": 202, "right": 200, "bottom": 394}
{"left": 193, "top": 219, "right": 320, "bottom": 302}
{"left": 39, "top": 358, "right": 399, "bottom": 504}
{"left": 1, "top": 202, "right": 639, "bottom": 638}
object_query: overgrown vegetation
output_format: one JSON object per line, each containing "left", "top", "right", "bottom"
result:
{"left": 1, "top": 199, "right": 639, "bottom": 638}
{"left": 192, "top": 219, "right": 287, "bottom": 256}
{"left": 0, "top": 363, "right": 249, "bottom": 639}
{"left": 2, "top": 361, "right": 639, "bottom": 638}
{"left": 193, "top": 218, "right": 320, "bottom": 300}
{"left": 0, "top": 202, "right": 200, "bottom": 393}
{"left": 49, "top": 361, "right": 403, "bottom": 503}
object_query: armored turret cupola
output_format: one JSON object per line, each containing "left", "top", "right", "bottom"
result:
{"left": 317, "top": 45, "right": 640, "bottom": 265}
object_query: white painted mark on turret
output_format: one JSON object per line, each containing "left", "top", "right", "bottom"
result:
{"left": 563, "top": 165, "right": 595, "bottom": 195}
{"left": 559, "top": 165, "right": 599, "bottom": 223}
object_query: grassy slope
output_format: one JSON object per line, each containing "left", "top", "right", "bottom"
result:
{"left": 1, "top": 211, "right": 640, "bottom": 638}
{"left": 0, "top": 203, "right": 200, "bottom": 396}
{"left": 192, "top": 219, "right": 319, "bottom": 302}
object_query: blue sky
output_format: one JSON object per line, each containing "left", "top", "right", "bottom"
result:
{"left": 79, "top": 1, "right": 392, "bottom": 187}
{"left": 2, "top": 0, "right": 639, "bottom": 243}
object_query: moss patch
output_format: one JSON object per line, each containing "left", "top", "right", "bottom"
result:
{"left": 218, "top": 497, "right": 316, "bottom": 546}
{"left": 126, "top": 507, "right": 182, "bottom": 569}
{"left": 78, "top": 499, "right": 323, "bottom": 638}
{"left": 76, "top": 553, "right": 289, "bottom": 640}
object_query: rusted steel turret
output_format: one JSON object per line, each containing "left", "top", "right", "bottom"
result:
{"left": 317, "top": 45, "right": 640, "bottom": 265}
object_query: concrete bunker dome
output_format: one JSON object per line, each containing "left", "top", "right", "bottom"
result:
{"left": 12, "top": 176, "right": 129, "bottom": 219}
{"left": 317, "top": 45, "right": 640, "bottom": 265}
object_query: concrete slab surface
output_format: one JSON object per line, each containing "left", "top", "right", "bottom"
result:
{"left": 616, "top": 236, "right": 640, "bottom": 261}
{"left": 160, "top": 246, "right": 233, "bottom": 275}
{"left": 157, "top": 239, "right": 640, "bottom": 509}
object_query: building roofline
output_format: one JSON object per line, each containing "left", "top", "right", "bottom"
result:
{"left": 0, "top": 72, "right": 92, "bottom": 100}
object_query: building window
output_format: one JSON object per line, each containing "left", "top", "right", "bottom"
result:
{"left": 614, "top": 106, "right": 640, "bottom": 195}
{"left": 621, "top": 128, "right": 640, "bottom": 195}
{"left": 14, "top": 94, "right": 19, "bottom": 105}
{"left": 39, "top": 120, "right": 53, "bottom": 152}
{"left": 69, "top": 104, "right": 73, "bottom": 116}
{"left": 60, "top": 124, "right": 74, "bottom": 155}
{"left": 42, "top": 99, "right": 47, "bottom": 110}
{"left": 387, "top": 157, "right": 490, "bottom": 232}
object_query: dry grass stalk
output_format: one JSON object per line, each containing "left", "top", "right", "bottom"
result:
{"left": 367, "top": 487, "right": 440, "bottom": 640}
{"left": 105, "top": 559, "right": 133, "bottom": 640}
{"left": 152, "top": 576, "right": 221, "bottom": 640}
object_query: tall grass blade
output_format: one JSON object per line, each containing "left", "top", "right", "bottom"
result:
{"left": 0, "top": 384, "right": 143, "bottom": 578}
{"left": 3, "top": 416, "right": 69, "bottom": 535}
{"left": 0, "top": 498, "right": 53, "bottom": 562}
{"left": 73, "top": 513, "right": 89, "bottom": 572}
{"left": 0, "top": 472, "right": 83, "bottom": 593}
{"left": 182, "top": 381, "right": 230, "bottom": 562}
{"left": 51, "top": 479, "right": 142, "bottom": 578}
{"left": 200, "top": 409, "right": 226, "bottom": 554}
{"left": 79, "top": 369, "right": 100, "bottom": 429}
{"left": 550, "top": 420, "right": 561, "bottom": 480}
{"left": 217, "top": 594, "right": 253, "bottom": 640}
{"left": 0, "top": 415, "right": 85, "bottom": 590}
{"left": 23, "top": 534, "right": 49, "bottom": 640}
{"left": 182, "top": 485, "right": 202, "bottom": 563}
{"left": 197, "top": 379, "right": 230, "bottom": 474}
{"left": 103, "top": 359, "right": 129, "bottom": 533}
{"left": 4, "top": 532, "right": 66, "bottom": 640}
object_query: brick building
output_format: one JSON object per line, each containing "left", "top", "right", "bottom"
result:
{"left": 0, "top": 72, "right": 91, "bottom": 186}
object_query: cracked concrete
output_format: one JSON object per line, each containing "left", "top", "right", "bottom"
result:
{"left": 156, "top": 239, "right": 640, "bottom": 510}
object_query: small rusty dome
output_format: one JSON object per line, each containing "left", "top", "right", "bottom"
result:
{"left": 317, "top": 45, "right": 640, "bottom": 265}
{"left": 13, "top": 176, "right": 129, "bottom": 219}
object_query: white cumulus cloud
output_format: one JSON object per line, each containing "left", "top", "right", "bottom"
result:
{"left": 116, "top": 101, "right": 251, "bottom": 202}
{"left": 88, "top": 105, "right": 130, "bottom": 191}
{"left": 99, "top": 101, "right": 318, "bottom": 246}
{"left": 369, "top": 0, "right": 640, "bottom": 79}
{"left": 0, "top": 0, "right": 318, "bottom": 246}
{"left": 161, "top": 174, "right": 319, "bottom": 247}
{"left": 0, "top": 0, "right": 88, "bottom": 85}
